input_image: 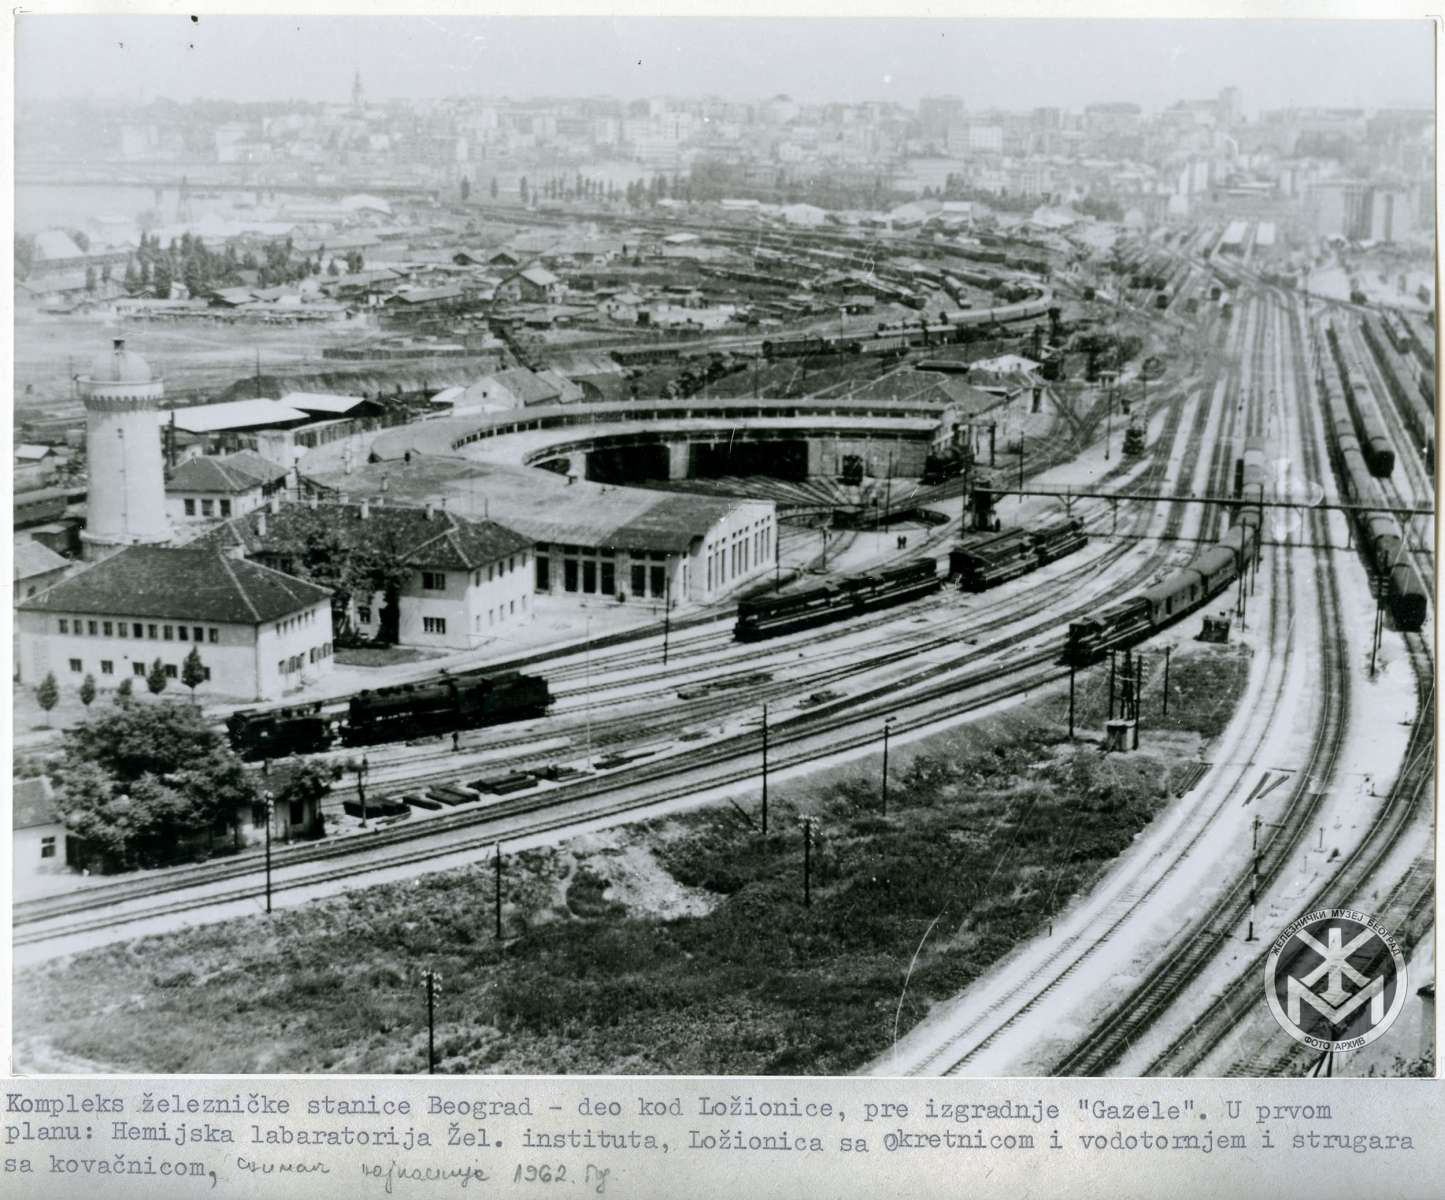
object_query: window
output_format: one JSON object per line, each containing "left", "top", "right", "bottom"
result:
{"left": 563, "top": 559, "right": 579, "bottom": 592}
{"left": 582, "top": 560, "right": 597, "bottom": 594}
{"left": 651, "top": 565, "right": 666, "bottom": 597}
{"left": 87, "top": 621, "right": 98, "bottom": 636}
{"left": 201, "top": 499, "right": 214, "bottom": 517}
{"left": 69, "top": 658, "right": 82, "bottom": 673}
{"left": 489, "top": 609, "right": 495, "bottom": 626}
{"left": 178, "top": 625, "right": 189, "bottom": 641}
{"left": 134, "top": 662, "right": 147, "bottom": 677}
{"left": 509, "top": 599, "right": 516, "bottom": 616}
{"left": 117, "top": 622, "right": 128, "bottom": 638}
{"left": 220, "top": 499, "right": 232, "bottom": 517}
{"left": 358, "top": 606, "right": 372, "bottom": 624}
{"left": 423, "top": 616, "right": 447, "bottom": 635}
{"left": 422, "top": 571, "right": 446, "bottom": 591}
{"left": 536, "top": 555, "right": 550, "bottom": 591}
{"left": 164, "top": 664, "right": 178, "bottom": 679}
{"left": 193, "top": 627, "right": 204, "bottom": 643}
{"left": 163, "top": 625, "right": 174, "bottom": 641}
{"left": 632, "top": 564, "right": 647, "bottom": 596}
{"left": 487, "top": 564, "right": 494, "bottom": 582}
{"left": 134, "top": 623, "right": 144, "bottom": 639}
{"left": 41, "top": 836, "right": 56, "bottom": 860}
{"left": 209, "top": 628, "right": 219, "bottom": 643}
{"left": 148, "top": 625, "right": 158, "bottom": 639}
{"left": 509, "top": 556, "right": 516, "bottom": 573}
{"left": 601, "top": 561, "right": 615, "bottom": 595}
{"left": 184, "top": 499, "right": 196, "bottom": 516}
{"left": 278, "top": 660, "right": 286, "bottom": 676}
{"left": 202, "top": 667, "right": 211, "bottom": 681}
{"left": 100, "top": 660, "right": 114, "bottom": 675}
{"left": 58, "top": 619, "right": 68, "bottom": 634}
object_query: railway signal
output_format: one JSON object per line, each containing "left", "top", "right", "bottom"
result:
{"left": 263, "top": 791, "right": 274, "bottom": 915}
{"left": 419, "top": 968, "right": 444, "bottom": 1074}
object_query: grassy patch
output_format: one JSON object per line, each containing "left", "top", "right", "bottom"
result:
{"left": 333, "top": 646, "right": 439, "bottom": 668}
{"left": 14, "top": 649, "right": 1251, "bottom": 1076}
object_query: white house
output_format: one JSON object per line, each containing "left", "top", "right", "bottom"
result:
{"left": 166, "top": 449, "right": 290, "bottom": 528}
{"left": 15, "top": 546, "right": 335, "bottom": 702}
{"left": 203, "top": 498, "right": 537, "bottom": 652}
{"left": 13, "top": 777, "right": 70, "bottom": 885}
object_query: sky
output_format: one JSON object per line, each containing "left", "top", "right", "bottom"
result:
{"left": 13, "top": 15, "right": 1435, "bottom": 113}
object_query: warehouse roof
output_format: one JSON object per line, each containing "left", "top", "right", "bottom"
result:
{"left": 13, "top": 539, "right": 70, "bottom": 582}
{"left": 13, "top": 777, "right": 58, "bottom": 831}
{"left": 166, "top": 449, "right": 288, "bottom": 494}
{"left": 200, "top": 499, "right": 532, "bottom": 572}
{"left": 161, "top": 399, "right": 310, "bottom": 434}
{"left": 278, "top": 391, "right": 370, "bottom": 416}
{"left": 17, "top": 547, "right": 332, "bottom": 624}
{"left": 302, "top": 457, "right": 765, "bottom": 554}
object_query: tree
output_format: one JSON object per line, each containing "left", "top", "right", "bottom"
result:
{"left": 146, "top": 658, "right": 169, "bottom": 696}
{"left": 56, "top": 701, "right": 258, "bottom": 871}
{"left": 36, "top": 672, "right": 59, "bottom": 726}
{"left": 79, "top": 674, "right": 97, "bottom": 708}
{"left": 181, "top": 646, "right": 207, "bottom": 702}
{"left": 115, "top": 676, "right": 134, "bottom": 704}
{"left": 152, "top": 257, "right": 173, "bottom": 299}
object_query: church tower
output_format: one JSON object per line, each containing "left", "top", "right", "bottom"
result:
{"left": 352, "top": 69, "right": 365, "bottom": 112}
{"left": 80, "top": 338, "right": 171, "bottom": 560}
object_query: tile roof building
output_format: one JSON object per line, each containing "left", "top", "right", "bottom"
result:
{"left": 198, "top": 499, "right": 536, "bottom": 651}
{"left": 14, "top": 539, "right": 72, "bottom": 600}
{"left": 166, "top": 449, "right": 290, "bottom": 528}
{"left": 12, "top": 776, "right": 70, "bottom": 882}
{"left": 16, "top": 546, "right": 335, "bottom": 702}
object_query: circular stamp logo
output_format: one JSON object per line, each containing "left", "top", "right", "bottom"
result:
{"left": 1264, "top": 909, "right": 1407, "bottom": 1052}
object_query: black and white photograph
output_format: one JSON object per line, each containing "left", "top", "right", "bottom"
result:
{"left": 8, "top": 11, "right": 1436, "bottom": 1086}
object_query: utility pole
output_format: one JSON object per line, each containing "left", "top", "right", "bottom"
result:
{"left": 263, "top": 791, "right": 274, "bottom": 915}
{"left": 1068, "top": 661, "right": 1076, "bottom": 738}
{"left": 1162, "top": 645, "right": 1172, "bottom": 716}
{"left": 881, "top": 716, "right": 897, "bottom": 815}
{"left": 760, "top": 702, "right": 769, "bottom": 835}
{"left": 1132, "top": 654, "right": 1142, "bottom": 750}
{"left": 494, "top": 842, "right": 503, "bottom": 940}
{"left": 356, "top": 755, "right": 370, "bottom": 827}
{"left": 420, "top": 968, "right": 443, "bottom": 1074}
{"left": 584, "top": 615, "right": 594, "bottom": 767}
{"left": 662, "top": 569, "right": 672, "bottom": 665}
{"left": 1108, "top": 650, "right": 1117, "bottom": 720}
{"left": 802, "top": 818, "right": 813, "bottom": 908}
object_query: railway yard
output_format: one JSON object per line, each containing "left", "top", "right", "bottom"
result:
{"left": 12, "top": 211, "right": 1437, "bottom": 1080}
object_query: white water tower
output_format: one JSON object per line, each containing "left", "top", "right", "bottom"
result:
{"left": 79, "top": 338, "right": 172, "bottom": 560}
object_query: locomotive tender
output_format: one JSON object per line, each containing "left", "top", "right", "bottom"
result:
{"left": 225, "top": 669, "right": 554, "bottom": 759}
{"left": 734, "top": 559, "right": 942, "bottom": 641}
{"left": 950, "top": 519, "right": 1088, "bottom": 592}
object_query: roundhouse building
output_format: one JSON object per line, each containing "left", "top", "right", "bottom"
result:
{"left": 15, "top": 546, "right": 335, "bottom": 702}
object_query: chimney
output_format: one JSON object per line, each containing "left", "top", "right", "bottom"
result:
{"left": 425, "top": 501, "right": 436, "bottom": 520}
{"left": 113, "top": 337, "right": 126, "bottom": 352}
{"left": 360, "top": 498, "right": 371, "bottom": 520}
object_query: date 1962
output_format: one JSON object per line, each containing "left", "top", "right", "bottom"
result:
{"left": 513, "top": 1163, "right": 610, "bottom": 1193}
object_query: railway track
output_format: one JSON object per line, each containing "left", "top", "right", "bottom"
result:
{"left": 1041, "top": 285, "right": 1355, "bottom": 1076}
{"left": 893, "top": 295, "right": 1281, "bottom": 1078}
{"left": 18, "top": 381, "right": 1211, "bottom": 940}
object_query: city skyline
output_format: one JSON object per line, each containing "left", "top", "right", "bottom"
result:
{"left": 15, "top": 16, "right": 1435, "bottom": 112}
